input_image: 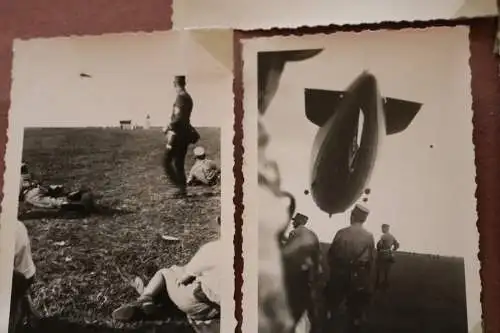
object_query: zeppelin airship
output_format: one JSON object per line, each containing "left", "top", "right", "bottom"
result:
{"left": 306, "top": 72, "right": 422, "bottom": 216}
{"left": 257, "top": 49, "right": 422, "bottom": 217}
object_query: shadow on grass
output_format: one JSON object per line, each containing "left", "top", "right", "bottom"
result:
{"left": 22, "top": 316, "right": 195, "bottom": 333}
{"left": 18, "top": 204, "right": 134, "bottom": 221}
{"left": 186, "top": 191, "right": 220, "bottom": 199}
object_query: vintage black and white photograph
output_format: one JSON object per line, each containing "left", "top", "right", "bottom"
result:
{"left": 243, "top": 27, "right": 480, "bottom": 333}
{"left": 0, "top": 30, "right": 235, "bottom": 333}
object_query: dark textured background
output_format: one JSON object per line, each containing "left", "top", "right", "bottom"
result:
{"left": 0, "top": 3, "right": 499, "bottom": 332}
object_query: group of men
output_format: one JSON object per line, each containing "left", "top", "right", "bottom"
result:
{"left": 281, "top": 203, "right": 400, "bottom": 333}
{"left": 11, "top": 75, "right": 222, "bottom": 332}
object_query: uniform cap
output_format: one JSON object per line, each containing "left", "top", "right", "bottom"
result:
{"left": 193, "top": 146, "right": 206, "bottom": 157}
{"left": 174, "top": 75, "right": 186, "bottom": 85}
{"left": 352, "top": 204, "right": 370, "bottom": 222}
{"left": 292, "top": 212, "right": 309, "bottom": 225}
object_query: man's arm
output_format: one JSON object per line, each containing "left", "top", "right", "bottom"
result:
{"left": 187, "top": 164, "right": 197, "bottom": 184}
{"left": 368, "top": 234, "right": 376, "bottom": 264}
{"left": 170, "top": 105, "right": 182, "bottom": 126}
{"left": 392, "top": 237, "right": 400, "bottom": 251}
{"left": 14, "top": 222, "right": 36, "bottom": 280}
{"left": 170, "top": 95, "right": 186, "bottom": 128}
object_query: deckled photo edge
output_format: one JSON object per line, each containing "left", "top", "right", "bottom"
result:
{"left": 1, "top": 31, "right": 236, "bottom": 333}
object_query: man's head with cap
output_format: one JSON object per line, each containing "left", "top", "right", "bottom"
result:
{"left": 193, "top": 146, "right": 206, "bottom": 159}
{"left": 174, "top": 75, "right": 187, "bottom": 89}
{"left": 292, "top": 212, "right": 309, "bottom": 228}
{"left": 381, "top": 223, "right": 390, "bottom": 233}
{"left": 350, "top": 204, "right": 370, "bottom": 224}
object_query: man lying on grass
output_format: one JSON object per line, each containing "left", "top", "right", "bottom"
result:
{"left": 19, "top": 162, "right": 95, "bottom": 213}
{"left": 112, "top": 216, "right": 221, "bottom": 324}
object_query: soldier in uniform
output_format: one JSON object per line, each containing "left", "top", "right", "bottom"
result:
{"left": 163, "top": 75, "right": 199, "bottom": 198}
{"left": 281, "top": 212, "right": 324, "bottom": 333}
{"left": 376, "top": 224, "right": 400, "bottom": 290}
{"left": 326, "top": 204, "right": 375, "bottom": 332}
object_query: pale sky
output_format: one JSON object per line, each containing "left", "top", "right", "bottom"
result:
{"left": 11, "top": 31, "right": 231, "bottom": 128}
{"left": 258, "top": 27, "right": 476, "bottom": 259}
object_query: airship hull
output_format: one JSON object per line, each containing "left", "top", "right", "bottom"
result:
{"left": 310, "top": 72, "right": 386, "bottom": 215}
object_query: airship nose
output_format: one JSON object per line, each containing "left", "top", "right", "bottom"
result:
{"left": 309, "top": 72, "right": 385, "bottom": 215}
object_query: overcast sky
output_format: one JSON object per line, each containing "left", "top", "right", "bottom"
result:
{"left": 11, "top": 31, "right": 231, "bottom": 128}
{"left": 252, "top": 27, "right": 476, "bottom": 260}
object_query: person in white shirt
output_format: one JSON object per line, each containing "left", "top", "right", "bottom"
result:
{"left": 14, "top": 220, "right": 36, "bottom": 281}
{"left": 112, "top": 216, "right": 222, "bottom": 323}
{"left": 10, "top": 221, "right": 37, "bottom": 332}
{"left": 187, "top": 146, "right": 220, "bottom": 187}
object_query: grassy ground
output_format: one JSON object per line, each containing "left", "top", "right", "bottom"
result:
{"left": 318, "top": 244, "right": 468, "bottom": 333}
{"left": 19, "top": 127, "right": 221, "bottom": 331}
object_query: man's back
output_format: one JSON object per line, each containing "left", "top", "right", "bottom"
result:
{"left": 185, "top": 239, "right": 221, "bottom": 305}
{"left": 171, "top": 91, "right": 194, "bottom": 130}
{"left": 188, "top": 159, "right": 219, "bottom": 184}
{"left": 329, "top": 225, "right": 374, "bottom": 265}
{"left": 377, "top": 232, "right": 399, "bottom": 251}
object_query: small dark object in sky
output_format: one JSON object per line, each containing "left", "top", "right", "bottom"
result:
{"left": 430, "top": 144, "right": 434, "bottom": 148}
{"left": 304, "top": 189, "right": 309, "bottom": 195}
{"left": 364, "top": 188, "right": 371, "bottom": 195}
{"left": 80, "top": 73, "right": 92, "bottom": 78}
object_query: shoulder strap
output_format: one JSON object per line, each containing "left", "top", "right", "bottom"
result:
{"left": 350, "top": 242, "right": 371, "bottom": 265}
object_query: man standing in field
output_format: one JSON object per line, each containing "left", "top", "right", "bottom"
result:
{"left": 163, "top": 75, "right": 200, "bottom": 198}
{"left": 187, "top": 146, "right": 220, "bottom": 187}
{"left": 326, "top": 204, "right": 375, "bottom": 332}
{"left": 376, "top": 224, "right": 400, "bottom": 290}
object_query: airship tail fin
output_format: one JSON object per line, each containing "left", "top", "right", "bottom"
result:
{"left": 305, "top": 89, "right": 345, "bottom": 127}
{"left": 383, "top": 98, "right": 422, "bottom": 135}
{"left": 305, "top": 88, "right": 422, "bottom": 134}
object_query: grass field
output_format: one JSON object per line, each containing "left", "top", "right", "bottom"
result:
{"left": 18, "top": 127, "right": 221, "bottom": 332}
{"left": 319, "top": 244, "right": 468, "bottom": 333}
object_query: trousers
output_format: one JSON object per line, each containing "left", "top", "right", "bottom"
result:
{"left": 163, "top": 131, "right": 190, "bottom": 190}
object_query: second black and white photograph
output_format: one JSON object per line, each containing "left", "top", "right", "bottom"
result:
{"left": 0, "top": 30, "right": 235, "bottom": 333}
{"left": 243, "top": 26, "right": 480, "bottom": 333}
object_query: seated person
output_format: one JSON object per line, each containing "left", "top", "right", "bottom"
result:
{"left": 112, "top": 216, "right": 222, "bottom": 325}
{"left": 19, "top": 162, "right": 94, "bottom": 211}
{"left": 187, "top": 147, "right": 220, "bottom": 186}
{"left": 10, "top": 220, "right": 38, "bottom": 333}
